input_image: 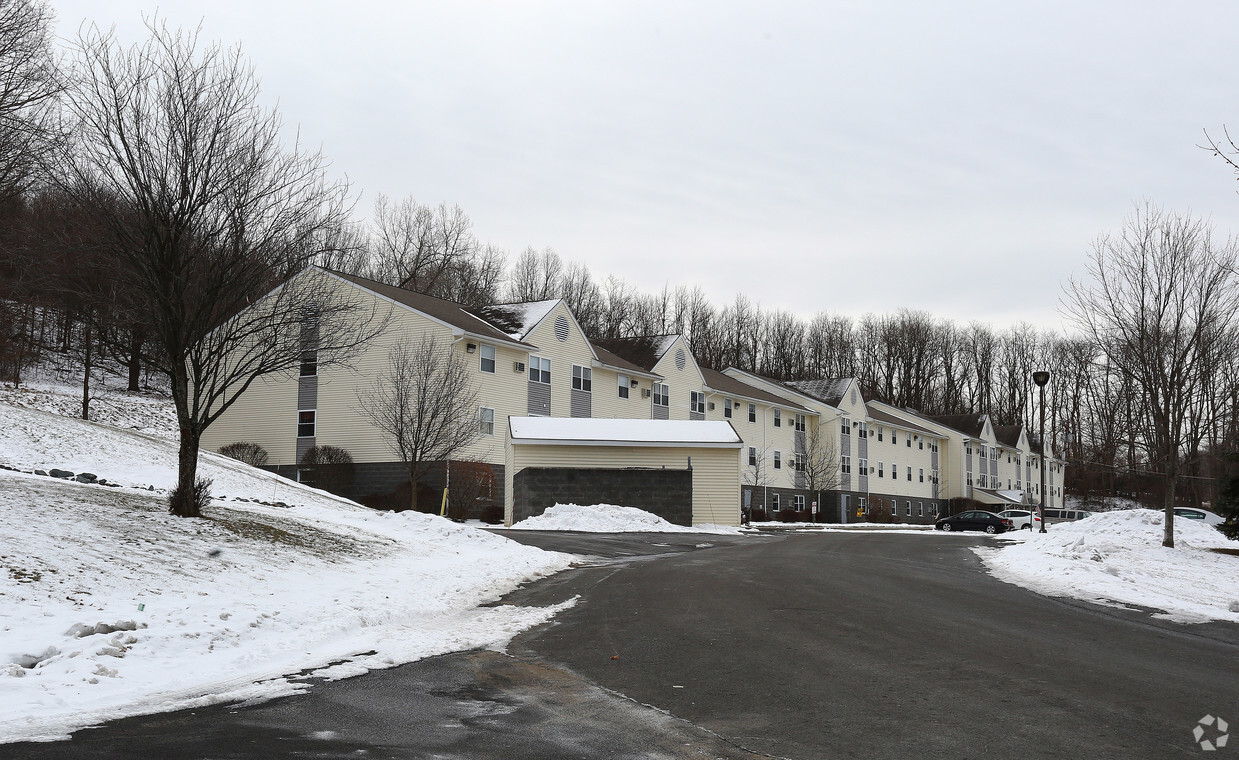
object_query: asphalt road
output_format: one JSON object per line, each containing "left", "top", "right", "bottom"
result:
{"left": 6, "top": 530, "right": 1237, "bottom": 759}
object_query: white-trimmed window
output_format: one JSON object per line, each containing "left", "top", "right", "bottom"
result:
{"left": 618, "top": 374, "right": 630, "bottom": 399}
{"left": 479, "top": 407, "right": 495, "bottom": 435}
{"left": 918, "top": 439, "right": 923, "bottom": 450}
{"left": 724, "top": 398, "right": 733, "bottom": 418}
{"left": 773, "top": 409, "right": 782, "bottom": 427}
{"left": 795, "top": 413, "right": 806, "bottom": 432}
{"left": 979, "top": 473, "right": 988, "bottom": 488}
{"left": 906, "top": 436, "right": 912, "bottom": 448}
{"left": 905, "top": 502, "right": 912, "bottom": 517}
{"left": 859, "top": 422, "right": 868, "bottom": 439}
{"left": 653, "top": 382, "right": 670, "bottom": 407}
{"left": 907, "top": 468, "right": 912, "bottom": 482}
{"left": 967, "top": 473, "right": 973, "bottom": 487}
{"left": 892, "top": 430, "right": 898, "bottom": 446}
{"left": 748, "top": 446, "right": 757, "bottom": 466}
{"left": 795, "top": 494, "right": 806, "bottom": 510}
{"left": 772, "top": 493, "right": 781, "bottom": 510}
{"left": 297, "top": 410, "right": 316, "bottom": 437}
{"left": 841, "top": 417, "right": 851, "bottom": 435}
{"left": 480, "top": 344, "right": 496, "bottom": 373}
{"left": 774, "top": 451, "right": 782, "bottom": 469}
{"left": 572, "top": 365, "right": 592, "bottom": 392}
{"left": 690, "top": 391, "right": 705, "bottom": 414}
{"left": 919, "top": 468, "right": 925, "bottom": 483}
{"left": 529, "top": 356, "right": 551, "bottom": 384}
{"left": 841, "top": 455, "right": 852, "bottom": 474}
{"left": 876, "top": 427, "right": 883, "bottom": 442}
{"left": 918, "top": 502, "right": 924, "bottom": 517}
{"left": 860, "top": 496, "right": 868, "bottom": 513}
{"left": 877, "top": 461, "right": 884, "bottom": 478}
{"left": 932, "top": 469, "right": 939, "bottom": 485}
{"left": 859, "top": 457, "right": 868, "bottom": 473}
{"left": 749, "top": 403, "right": 757, "bottom": 422}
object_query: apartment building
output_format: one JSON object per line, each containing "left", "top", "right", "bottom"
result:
{"left": 201, "top": 267, "right": 1065, "bottom": 525}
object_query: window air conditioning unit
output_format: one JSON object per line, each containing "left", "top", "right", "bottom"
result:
{"left": 642, "top": 388, "right": 652, "bottom": 398}
{"left": 708, "top": 402, "right": 715, "bottom": 410}
{"left": 514, "top": 361, "right": 526, "bottom": 373}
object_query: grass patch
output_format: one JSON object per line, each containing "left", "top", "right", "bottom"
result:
{"left": 207, "top": 508, "right": 371, "bottom": 559}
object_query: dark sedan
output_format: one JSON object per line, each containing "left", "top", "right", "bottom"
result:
{"left": 935, "top": 510, "right": 1014, "bottom": 534}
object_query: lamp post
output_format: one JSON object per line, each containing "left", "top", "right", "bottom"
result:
{"left": 1032, "top": 370, "right": 1050, "bottom": 533}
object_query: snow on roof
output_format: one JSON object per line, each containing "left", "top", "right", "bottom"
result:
{"left": 786, "top": 378, "right": 851, "bottom": 407}
{"left": 468, "top": 300, "right": 559, "bottom": 341}
{"left": 509, "top": 416, "right": 742, "bottom": 447}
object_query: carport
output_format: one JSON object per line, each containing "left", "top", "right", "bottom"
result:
{"left": 504, "top": 417, "right": 743, "bottom": 527}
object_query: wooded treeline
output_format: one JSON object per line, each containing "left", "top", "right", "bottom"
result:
{"left": 2, "top": 0, "right": 1238, "bottom": 515}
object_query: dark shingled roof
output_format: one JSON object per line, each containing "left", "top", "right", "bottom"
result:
{"left": 700, "top": 367, "right": 811, "bottom": 412}
{"left": 329, "top": 271, "right": 536, "bottom": 348}
{"left": 865, "top": 405, "right": 940, "bottom": 437}
{"left": 591, "top": 335, "right": 678, "bottom": 372}
{"left": 786, "top": 378, "right": 851, "bottom": 407}
{"left": 591, "top": 343, "right": 659, "bottom": 377}
{"left": 993, "top": 424, "right": 1025, "bottom": 448}
{"left": 927, "top": 413, "right": 988, "bottom": 438}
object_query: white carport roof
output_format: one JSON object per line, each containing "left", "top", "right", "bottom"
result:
{"left": 508, "top": 417, "right": 742, "bottom": 448}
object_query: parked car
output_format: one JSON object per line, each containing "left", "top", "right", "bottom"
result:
{"left": 1042, "top": 508, "right": 1092, "bottom": 525}
{"left": 1173, "top": 507, "right": 1225, "bottom": 526}
{"left": 935, "top": 510, "right": 1014, "bottom": 534}
{"left": 997, "top": 509, "right": 1043, "bottom": 531}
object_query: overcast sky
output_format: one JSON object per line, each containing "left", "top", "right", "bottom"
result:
{"left": 51, "top": 1, "right": 1239, "bottom": 331}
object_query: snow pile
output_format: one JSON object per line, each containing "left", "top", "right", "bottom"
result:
{"left": 978, "top": 509, "right": 1239, "bottom": 624}
{"left": 0, "top": 403, "right": 574, "bottom": 743}
{"left": 508, "top": 503, "right": 747, "bottom": 534}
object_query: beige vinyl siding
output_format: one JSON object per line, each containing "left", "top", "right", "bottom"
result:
{"left": 506, "top": 443, "right": 741, "bottom": 526}
{"left": 590, "top": 367, "right": 657, "bottom": 420}
{"left": 203, "top": 276, "right": 531, "bottom": 468}
{"left": 650, "top": 336, "right": 705, "bottom": 421}
{"left": 200, "top": 368, "right": 300, "bottom": 464}
{"left": 522, "top": 302, "right": 597, "bottom": 418}
{"left": 868, "top": 424, "right": 938, "bottom": 500}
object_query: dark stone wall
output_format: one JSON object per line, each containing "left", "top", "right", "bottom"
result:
{"left": 270, "top": 460, "right": 505, "bottom": 520}
{"left": 513, "top": 467, "right": 692, "bottom": 526}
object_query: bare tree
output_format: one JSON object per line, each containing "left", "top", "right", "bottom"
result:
{"left": 743, "top": 443, "right": 775, "bottom": 517}
{"left": 1063, "top": 205, "right": 1239, "bottom": 547}
{"left": 58, "top": 21, "right": 380, "bottom": 517}
{"left": 507, "top": 246, "right": 562, "bottom": 302}
{"left": 356, "top": 336, "right": 481, "bottom": 512}
{"left": 0, "top": 0, "right": 60, "bottom": 201}
{"left": 800, "top": 424, "right": 841, "bottom": 520}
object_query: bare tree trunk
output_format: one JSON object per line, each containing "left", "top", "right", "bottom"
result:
{"left": 80, "top": 321, "right": 91, "bottom": 420}
{"left": 127, "top": 327, "right": 142, "bottom": 392}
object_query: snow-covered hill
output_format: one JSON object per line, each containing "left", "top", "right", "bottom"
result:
{"left": 0, "top": 398, "right": 574, "bottom": 744}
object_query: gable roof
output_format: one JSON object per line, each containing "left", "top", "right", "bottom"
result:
{"left": 927, "top": 413, "right": 988, "bottom": 439}
{"left": 589, "top": 343, "right": 661, "bottom": 379}
{"left": 591, "top": 335, "right": 681, "bottom": 372}
{"left": 700, "top": 367, "right": 811, "bottom": 412}
{"left": 466, "top": 300, "right": 559, "bottom": 342}
{"left": 786, "top": 378, "right": 852, "bottom": 408}
{"left": 329, "top": 271, "right": 536, "bottom": 349}
{"left": 993, "top": 424, "right": 1025, "bottom": 449}
{"left": 865, "top": 404, "right": 940, "bottom": 438}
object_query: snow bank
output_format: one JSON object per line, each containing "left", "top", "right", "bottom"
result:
{"left": 508, "top": 503, "right": 747, "bottom": 534}
{"left": 0, "top": 403, "right": 574, "bottom": 743}
{"left": 978, "top": 509, "right": 1239, "bottom": 624}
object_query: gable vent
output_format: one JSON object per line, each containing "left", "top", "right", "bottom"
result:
{"left": 554, "top": 315, "right": 570, "bottom": 341}
{"left": 675, "top": 348, "right": 686, "bottom": 371}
